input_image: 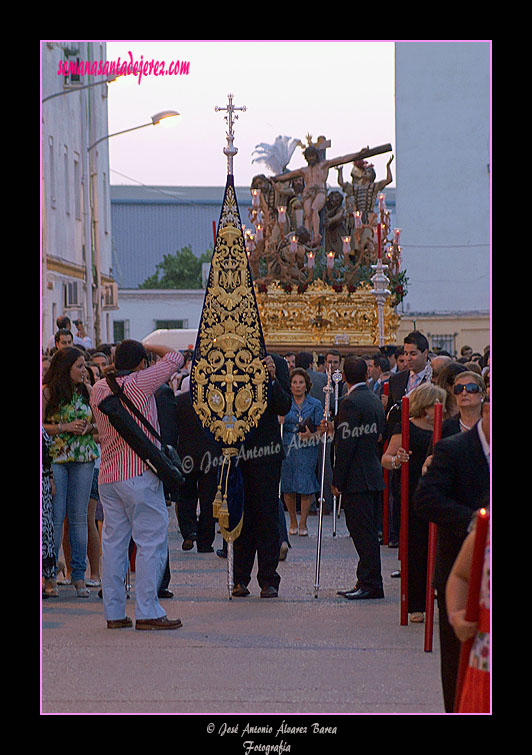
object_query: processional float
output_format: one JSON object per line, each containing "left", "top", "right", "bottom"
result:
{"left": 190, "top": 100, "right": 406, "bottom": 598}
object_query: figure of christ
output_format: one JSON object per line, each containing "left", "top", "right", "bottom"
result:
{"left": 273, "top": 143, "right": 392, "bottom": 248}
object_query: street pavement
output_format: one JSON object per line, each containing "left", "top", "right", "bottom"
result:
{"left": 41, "top": 508, "right": 445, "bottom": 720}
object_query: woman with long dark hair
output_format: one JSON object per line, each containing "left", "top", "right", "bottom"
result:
{"left": 43, "top": 347, "right": 99, "bottom": 597}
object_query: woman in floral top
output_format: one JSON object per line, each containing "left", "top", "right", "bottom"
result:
{"left": 43, "top": 347, "right": 99, "bottom": 597}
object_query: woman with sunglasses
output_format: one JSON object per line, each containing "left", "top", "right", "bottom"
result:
{"left": 441, "top": 371, "right": 487, "bottom": 439}
{"left": 382, "top": 382, "right": 448, "bottom": 623}
{"left": 435, "top": 362, "right": 468, "bottom": 418}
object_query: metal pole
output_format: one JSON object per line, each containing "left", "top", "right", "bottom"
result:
{"left": 331, "top": 369, "right": 342, "bottom": 536}
{"left": 314, "top": 367, "right": 332, "bottom": 598}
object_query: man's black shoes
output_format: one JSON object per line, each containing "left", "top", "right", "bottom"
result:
{"left": 182, "top": 532, "right": 197, "bottom": 551}
{"left": 342, "top": 588, "right": 384, "bottom": 600}
{"left": 158, "top": 589, "right": 174, "bottom": 599}
{"left": 260, "top": 586, "right": 278, "bottom": 599}
{"left": 231, "top": 584, "right": 278, "bottom": 598}
{"left": 231, "top": 583, "right": 250, "bottom": 597}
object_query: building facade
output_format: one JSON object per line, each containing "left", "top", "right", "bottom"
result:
{"left": 394, "top": 41, "right": 490, "bottom": 315}
{"left": 41, "top": 41, "right": 117, "bottom": 349}
{"left": 109, "top": 185, "right": 253, "bottom": 289}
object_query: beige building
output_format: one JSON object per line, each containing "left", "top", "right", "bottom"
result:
{"left": 396, "top": 312, "right": 489, "bottom": 356}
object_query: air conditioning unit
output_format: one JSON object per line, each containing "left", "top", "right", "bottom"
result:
{"left": 64, "top": 281, "right": 80, "bottom": 307}
{"left": 103, "top": 282, "right": 118, "bottom": 308}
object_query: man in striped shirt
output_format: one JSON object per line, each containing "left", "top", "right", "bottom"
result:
{"left": 91, "top": 340, "right": 184, "bottom": 630}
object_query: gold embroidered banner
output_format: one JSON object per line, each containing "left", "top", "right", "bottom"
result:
{"left": 191, "top": 176, "right": 269, "bottom": 451}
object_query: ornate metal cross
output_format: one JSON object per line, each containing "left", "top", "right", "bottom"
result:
{"left": 215, "top": 93, "right": 247, "bottom": 175}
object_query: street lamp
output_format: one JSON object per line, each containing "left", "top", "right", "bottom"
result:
{"left": 42, "top": 73, "right": 119, "bottom": 102}
{"left": 88, "top": 110, "right": 180, "bottom": 151}
{"left": 87, "top": 109, "right": 180, "bottom": 342}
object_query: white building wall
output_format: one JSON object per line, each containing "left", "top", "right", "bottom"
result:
{"left": 111, "top": 290, "right": 205, "bottom": 342}
{"left": 394, "top": 41, "right": 490, "bottom": 313}
{"left": 41, "top": 41, "right": 115, "bottom": 347}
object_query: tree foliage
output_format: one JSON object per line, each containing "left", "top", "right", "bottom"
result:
{"left": 139, "top": 245, "right": 213, "bottom": 289}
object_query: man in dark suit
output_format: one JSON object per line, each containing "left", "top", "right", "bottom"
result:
{"left": 414, "top": 400, "right": 490, "bottom": 713}
{"left": 331, "top": 356, "right": 386, "bottom": 600}
{"left": 173, "top": 389, "right": 220, "bottom": 553}
{"left": 232, "top": 353, "right": 292, "bottom": 598}
{"left": 385, "top": 331, "right": 432, "bottom": 425}
{"left": 368, "top": 354, "right": 390, "bottom": 398}
{"left": 385, "top": 331, "right": 432, "bottom": 547}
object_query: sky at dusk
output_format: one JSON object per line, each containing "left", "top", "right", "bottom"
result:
{"left": 106, "top": 40, "right": 396, "bottom": 189}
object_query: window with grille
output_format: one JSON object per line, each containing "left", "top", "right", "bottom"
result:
{"left": 113, "top": 321, "right": 126, "bottom": 342}
{"left": 431, "top": 334, "right": 455, "bottom": 354}
{"left": 155, "top": 319, "right": 188, "bottom": 330}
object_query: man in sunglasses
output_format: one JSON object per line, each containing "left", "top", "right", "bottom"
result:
{"left": 414, "top": 395, "right": 489, "bottom": 712}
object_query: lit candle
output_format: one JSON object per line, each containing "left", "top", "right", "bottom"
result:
{"left": 394, "top": 228, "right": 401, "bottom": 245}
{"left": 454, "top": 507, "right": 490, "bottom": 710}
{"left": 379, "top": 193, "right": 385, "bottom": 212}
{"left": 307, "top": 251, "right": 315, "bottom": 268}
{"left": 327, "top": 250, "right": 335, "bottom": 270}
{"left": 277, "top": 206, "right": 286, "bottom": 226}
{"left": 255, "top": 224, "right": 263, "bottom": 241}
{"left": 251, "top": 188, "right": 260, "bottom": 208}
{"left": 342, "top": 236, "right": 351, "bottom": 257}
{"left": 354, "top": 211, "right": 362, "bottom": 229}
{"left": 290, "top": 234, "right": 297, "bottom": 253}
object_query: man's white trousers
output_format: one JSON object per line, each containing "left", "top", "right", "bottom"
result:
{"left": 99, "top": 470, "right": 168, "bottom": 621}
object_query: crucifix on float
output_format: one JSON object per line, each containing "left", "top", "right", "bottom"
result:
{"left": 273, "top": 141, "right": 393, "bottom": 248}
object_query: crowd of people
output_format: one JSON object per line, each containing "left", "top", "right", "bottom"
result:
{"left": 41, "top": 315, "right": 490, "bottom": 712}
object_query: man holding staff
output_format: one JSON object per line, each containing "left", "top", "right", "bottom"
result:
{"left": 329, "top": 356, "right": 386, "bottom": 600}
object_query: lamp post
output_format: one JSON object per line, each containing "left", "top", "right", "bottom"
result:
{"left": 87, "top": 110, "right": 180, "bottom": 342}
{"left": 371, "top": 197, "right": 391, "bottom": 347}
{"left": 88, "top": 110, "right": 180, "bottom": 151}
{"left": 42, "top": 73, "right": 118, "bottom": 102}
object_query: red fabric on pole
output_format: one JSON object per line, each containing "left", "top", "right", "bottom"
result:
{"left": 424, "top": 402, "right": 442, "bottom": 651}
{"left": 454, "top": 509, "right": 490, "bottom": 711}
{"left": 400, "top": 396, "right": 409, "bottom": 626}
